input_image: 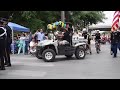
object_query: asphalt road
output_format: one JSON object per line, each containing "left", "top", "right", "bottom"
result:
{"left": 1, "top": 42, "right": 120, "bottom": 79}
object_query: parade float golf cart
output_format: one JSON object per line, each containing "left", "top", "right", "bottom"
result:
{"left": 36, "top": 21, "right": 86, "bottom": 62}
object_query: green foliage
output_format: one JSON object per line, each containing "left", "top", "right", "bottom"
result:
{"left": 27, "top": 18, "right": 45, "bottom": 33}
{"left": 69, "top": 11, "right": 106, "bottom": 30}
{"left": 0, "top": 11, "right": 106, "bottom": 33}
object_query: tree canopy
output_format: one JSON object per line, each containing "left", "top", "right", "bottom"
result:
{"left": 0, "top": 11, "right": 106, "bottom": 33}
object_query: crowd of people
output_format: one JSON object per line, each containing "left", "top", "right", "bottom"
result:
{"left": 74, "top": 29, "right": 112, "bottom": 54}
{"left": 11, "top": 28, "right": 57, "bottom": 55}
{"left": 81, "top": 28, "right": 120, "bottom": 58}
{"left": 11, "top": 29, "right": 46, "bottom": 55}
{"left": 11, "top": 26, "right": 112, "bottom": 56}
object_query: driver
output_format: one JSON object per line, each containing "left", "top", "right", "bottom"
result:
{"left": 62, "top": 28, "right": 70, "bottom": 43}
{"left": 57, "top": 28, "right": 70, "bottom": 45}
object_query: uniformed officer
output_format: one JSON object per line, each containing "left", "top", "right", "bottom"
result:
{"left": 0, "top": 20, "right": 6, "bottom": 70}
{"left": 1, "top": 18, "right": 12, "bottom": 66}
{"left": 117, "top": 28, "right": 120, "bottom": 51}
{"left": 111, "top": 30, "right": 119, "bottom": 58}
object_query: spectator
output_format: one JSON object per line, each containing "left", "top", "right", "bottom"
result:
{"left": 25, "top": 33, "right": 29, "bottom": 54}
{"left": 18, "top": 33, "right": 26, "bottom": 55}
{"left": 29, "top": 38, "right": 38, "bottom": 48}
{"left": 87, "top": 34, "right": 92, "bottom": 54}
{"left": 29, "top": 38, "right": 38, "bottom": 54}
{"left": 28, "top": 32, "right": 32, "bottom": 43}
{"left": 44, "top": 32, "right": 48, "bottom": 40}
{"left": 34, "top": 30, "right": 39, "bottom": 43}
{"left": 35, "top": 29, "right": 45, "bottom": 43}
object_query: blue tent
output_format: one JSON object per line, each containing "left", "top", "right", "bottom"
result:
{"left": 8, "top": 22, "right": 30, "bottom": 54}
{"left": 8, "top": 22, "right": 30, "bottom": 32}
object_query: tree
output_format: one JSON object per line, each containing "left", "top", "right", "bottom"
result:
{"left": 0, "top": 11, "right": 106, "bottom": 33}
{"left": 14, "top": 11, "right": 61, "bottom": 33}
{"left": 68, "top": 11, "right": 106, "bottom": 30}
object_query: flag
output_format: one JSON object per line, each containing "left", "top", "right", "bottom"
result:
{"left": 111, "top": 11, "right": 120, "bottom": 31}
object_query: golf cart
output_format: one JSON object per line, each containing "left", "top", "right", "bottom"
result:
{"left": 36, "top": 22, "right": 87, "bottom": 62}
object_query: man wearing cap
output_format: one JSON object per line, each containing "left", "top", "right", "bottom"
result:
{"left": 1, "top": 18, "right": 12, "bottom": 66}
{"left": 0, "top": 20, "right": 7, "bottom": 70}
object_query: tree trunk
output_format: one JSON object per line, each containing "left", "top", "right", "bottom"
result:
{"left": 61, "top": 11, "right": 65, "bottom": 22}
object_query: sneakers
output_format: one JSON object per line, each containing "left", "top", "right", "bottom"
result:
{"left": 113, "top": 54, "right": 117, "bottom": 58}
{"left": 111, "top": 51, "right": 113, "bottom": 55}
{"left": 0, "top": 67, "right": 5, "bottom": 70}
{"left": 90, "top": 52, "right": 92, "bottom": 55}
{"left": 4, "top": 63, "right": 12, "bottom": 67}
{"left": 6, "top": 64, "right": 12, "bottom": 67}
{"left": 99, "top": 49, "right": 101, "bottom": 51}
{"left": 113, "top": 56, "right": 117, "bottom": 58}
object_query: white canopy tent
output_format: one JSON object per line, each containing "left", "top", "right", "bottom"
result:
{"left": 89, "top": 23, "right": 112, "bottom": 31}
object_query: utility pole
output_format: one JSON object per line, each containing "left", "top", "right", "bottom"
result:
{"left": 65, "top": 11, "right": 69, "bottom": 22}
{"left": 61, "top": 11, "right": 65, "bottom": 22}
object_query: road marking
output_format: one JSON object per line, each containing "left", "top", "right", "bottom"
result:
{"left": 11, "top": 57, "right": 37, "bottom": 60}
{"left": 5, "top": 70, "right": 47, "bottom": 77}
{"left": 12, "top": 62, "right": 55, "bottom": 67}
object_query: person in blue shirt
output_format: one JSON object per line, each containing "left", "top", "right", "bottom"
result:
{"left": 36, "top": 29, "right": 45, "bottom": 43}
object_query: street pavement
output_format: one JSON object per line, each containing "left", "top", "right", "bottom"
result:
{"left": 1, "top": 41, "right": 120, "bottom": 79}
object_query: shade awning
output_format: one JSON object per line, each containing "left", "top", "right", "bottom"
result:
{"left": 8, "top": 22, "right": 30, "bottom": 32}
{"left": 89, "top": 23, "right": 112, "bottom": 31}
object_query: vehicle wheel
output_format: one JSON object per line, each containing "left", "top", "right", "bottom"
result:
{"left": 36, "top": 52, "right": 42, "bottom": 59}
{"left": 75, "top": 47, "right": 85, "bottom": 59}
{"left": 65, "top": 54, "right": 73, "bottom": 58}
{"left": 42, "top": 49, "right": 56, "bottom": 62}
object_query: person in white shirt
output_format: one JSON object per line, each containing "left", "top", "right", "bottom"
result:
{"left": 29, "top": 38, "right": 37, "bottom": 54}
{"left": 35, "top": 29, "right": 45, "bottom": 42}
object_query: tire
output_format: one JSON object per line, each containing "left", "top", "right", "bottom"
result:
{"left": 75, "top": 47, "right": 85, "bottom": 59}
{"left": 65, "top": 54, "right": 73, "bottom": 58}
{"left": 42, "top": 49, "right": 56, "bottom": 62}
{"left": 36, "top": 52, "right": 42, "bottom": 59}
